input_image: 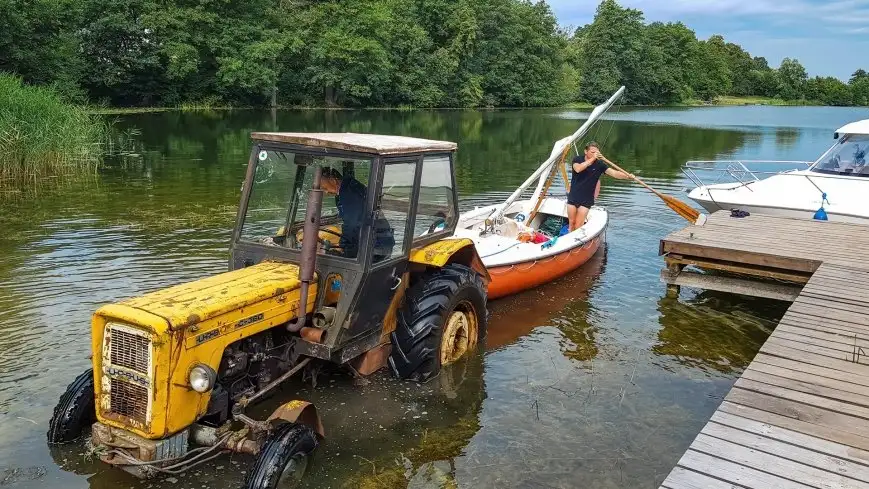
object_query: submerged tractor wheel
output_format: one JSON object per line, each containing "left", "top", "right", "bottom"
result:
{"left": 47, "top": 369, "right": 96, "bottom": 444}
{"left": 244, "top": 423, "right": 319, "bottom": 489}
{"left": 389, "top": 263, "right": 488, "bottom": 382}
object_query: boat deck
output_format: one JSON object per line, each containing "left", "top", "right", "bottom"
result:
{"left": 658, "top": 212, "right": 869, "bottom": 489}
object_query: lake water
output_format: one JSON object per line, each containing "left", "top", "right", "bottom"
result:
{"left": 1, "top": 105, "right": 866, "bottom": 489}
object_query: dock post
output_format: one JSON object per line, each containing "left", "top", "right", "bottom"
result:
{"left": 663, "top": 261, "right": 684, "bottom": 298}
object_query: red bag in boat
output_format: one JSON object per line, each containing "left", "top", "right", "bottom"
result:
{"left": 531, "top": 232, "right": 549, "bottom": 244}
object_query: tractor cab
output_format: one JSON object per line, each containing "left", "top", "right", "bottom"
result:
{"left": 231, "top": 133, "right": 485, "bottom": 365}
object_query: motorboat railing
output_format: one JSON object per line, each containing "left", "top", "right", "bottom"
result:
{"left": 682, "top": 160, "right": 822, "bottom": 192}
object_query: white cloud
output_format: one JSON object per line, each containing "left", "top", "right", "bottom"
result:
{"left": 544, "top": 0, "right": 869, "bottom": 78}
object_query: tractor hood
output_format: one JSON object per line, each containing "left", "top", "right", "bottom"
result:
{"left": 118, "top": 261, "right": 303, "bottom": 331}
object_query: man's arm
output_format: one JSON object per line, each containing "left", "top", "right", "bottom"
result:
{"left": 604, "top": 167, "right": 633, "bottom": 180}
{"left": 572, "top": 157, "right": 598, "bottom": 173}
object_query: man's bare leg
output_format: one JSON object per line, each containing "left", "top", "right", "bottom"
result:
{"left": 567, "top": 204, "right": 578, "bottom": 231}
{"left": 574, "top": 205, "right": 590, "bottom": 231}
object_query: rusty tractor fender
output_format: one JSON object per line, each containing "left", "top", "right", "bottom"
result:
{"left": 266, "top": 400, "right": 325, "bottom": 438}
{"left": 409, "top": 238, "right": 491, "bottom": 283}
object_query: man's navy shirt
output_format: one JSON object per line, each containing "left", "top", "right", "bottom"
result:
{"left": 568, "top": 156, "right": 607, "bottom": 206}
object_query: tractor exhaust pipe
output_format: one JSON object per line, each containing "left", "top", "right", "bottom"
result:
{"left": 289, "top": 166, "right": 323, "bottom": 333}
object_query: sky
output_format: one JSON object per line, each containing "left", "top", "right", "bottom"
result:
{"left": 546, "top": 0, "right": 869, "bottom": 81}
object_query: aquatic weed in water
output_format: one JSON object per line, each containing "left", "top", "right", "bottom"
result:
{"left": 0, "top": 74, "right": 107, "bottom": 186}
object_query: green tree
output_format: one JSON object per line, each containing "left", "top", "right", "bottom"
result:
{"left": 473, "top": 0, "right": 566, "bottom": 106}
{"left": 848, "top": 69, "right": 869, "bottom": 106}
{"left": 745, "top": 69, "right": 779, "bottom": 97}
{"left": 776, "top": 57, "right": 808, "bottom": 100}
{"left": 691, "top": 36, "right": 732, "bottom": 101}
{"left": 723, "top": 42, "right": 756, "bottom": 95}
{"left": 2, "top": 0, "right": 860, "bottom": 108}
{"left": 76, "top": 0, "right": 164, "bottom": 105}
{"left": 0, "top": 0, "right": 83, "bottom": 99}
{"left": 579, "top": 0, "right": 677, "bottom": 104}
{"left": 805, "top": 76, "right": 853, "bottom": 106}
{"left": 646, "top": 22, "right": 700, "bottom": 100}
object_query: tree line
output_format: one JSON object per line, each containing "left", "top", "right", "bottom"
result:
{"left": 1, "top": 0, "right": 866, "bottom": 107}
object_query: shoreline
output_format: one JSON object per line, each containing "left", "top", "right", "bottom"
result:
{"left": 86, "top": 96, "right": 843, "bottom": 115}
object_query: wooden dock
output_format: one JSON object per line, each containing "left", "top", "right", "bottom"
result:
{"left": 658, "top": 211, "right": 869, "bottom": 489}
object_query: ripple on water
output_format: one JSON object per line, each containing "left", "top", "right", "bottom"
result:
{"left": 0, "top": 109, "right": 801, "bottom": 489}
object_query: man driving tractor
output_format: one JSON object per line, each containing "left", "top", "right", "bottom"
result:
{"left": 320, "top": 167, "right": 367, "bottom": 258}
{"left": 320, "top": 167, "right": 395, "bottom": 261}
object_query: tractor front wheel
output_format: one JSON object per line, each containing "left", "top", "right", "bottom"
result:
{"left": 47, "top": 369, "right": 96, "bottom": 444}
{"left": 244, "top": 423, "right": 318, "bottom": 489}
{"left": 389, "top": 264, "right": 487, "bottom": 382}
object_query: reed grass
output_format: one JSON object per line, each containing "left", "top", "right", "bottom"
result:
{"left": 0, "top": 74, "right": 107, "bottom": 185}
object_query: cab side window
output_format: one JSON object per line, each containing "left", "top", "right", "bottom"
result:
{"left": 414, "top": 155, "right": 454, "bottom": 238}
{"left": 373, "top": 161, "right": 417, "bottom": 263}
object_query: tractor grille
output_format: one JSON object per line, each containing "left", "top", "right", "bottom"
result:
{"left": 109, "top": 327, "right": 151, "bottom": 374}
{"left": 110, "top": 379, "right": 149, "bottom": 422}
{"left": 104, "top": 324, "right": 152, "bottom": 425}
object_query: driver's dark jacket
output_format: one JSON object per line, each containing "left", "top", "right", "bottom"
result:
{"left": 336, "top": 178, "right": 395, "bottom": 259}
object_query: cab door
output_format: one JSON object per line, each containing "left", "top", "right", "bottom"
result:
{"left": 345, "top": 157, "right": 420, "bottom": 338}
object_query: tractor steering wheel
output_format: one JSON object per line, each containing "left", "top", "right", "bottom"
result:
{"left": 317, "top": 228, "right": 343, "bottom": 240}
{"left": 299, "top": 227, "right": 344, "bottom": 251}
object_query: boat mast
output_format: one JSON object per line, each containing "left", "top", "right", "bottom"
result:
{"left": 493, "top": 86, "right": 625, "bottom": 221}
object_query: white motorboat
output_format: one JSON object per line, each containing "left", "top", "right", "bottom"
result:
{"left": 684, "top": 119, "right": 869, "bottom": 224}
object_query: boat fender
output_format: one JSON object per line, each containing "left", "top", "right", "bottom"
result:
{"left": 813, "top": 192, "right": 829, "bottom": 221}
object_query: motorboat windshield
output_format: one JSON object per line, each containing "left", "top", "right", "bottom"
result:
{"left": 811, "top": 135, "right": 869, "bottom": 177}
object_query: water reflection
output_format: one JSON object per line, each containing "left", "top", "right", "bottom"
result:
{"left": 653, "top": 292, "right": 787, "bottom": 374}
{"left": 486, "top": 247, "right": 605, "bottom": 354}
{"left": 0, "top": 106, "right": 821, "bottom": 489}
{"left": 775, "top": 128, "right": 800, "bottom": 149}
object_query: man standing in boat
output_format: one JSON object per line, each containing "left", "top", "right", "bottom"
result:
{"left": 567, "top": 141, "right": 633, "bottom": 231}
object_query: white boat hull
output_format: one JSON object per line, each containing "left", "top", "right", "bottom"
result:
{"left": 456, "top": 198, "right": 607, "bottom": 298}
{"left": 688, "top": 170, "right": 869, "bottom": 224}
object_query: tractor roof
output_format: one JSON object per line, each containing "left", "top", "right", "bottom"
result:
{"left": 251, "top": 132, "right": 457, "bottom": 156}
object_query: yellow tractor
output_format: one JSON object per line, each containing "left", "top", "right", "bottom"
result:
{"left": 47, "top": 132, "right": 489, "bottom": 488}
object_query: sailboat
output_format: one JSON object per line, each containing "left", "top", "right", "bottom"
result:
{"left": 454, "top": 87, "right": 625, "bottom": 299}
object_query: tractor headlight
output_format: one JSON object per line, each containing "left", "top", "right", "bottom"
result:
{"left": 189, "top": 364, "right": 217, "bottom": 393}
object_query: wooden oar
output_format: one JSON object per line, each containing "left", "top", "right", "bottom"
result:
{"left": 598, "top": 155, "right": 707, "bottom": 226}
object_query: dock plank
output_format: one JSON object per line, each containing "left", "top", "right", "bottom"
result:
{"left": 719, "top": 401, "right": 869, "bottom": 453}
{"left": 659, "top": 212, "right": 869, "bottom": 489}
{"left": 734, "top": 376, "right": 869, "bottom": 418}
{"left": 676, "top": 449, "right": 814, "bottom": 489}
{"left": 776, "top": 324, "right": 869, "bottom": 349}
{"left": 711, "top": 410, "right": 869, "bottom": 467}
{"left": 660, "top": 467, "right": 742, "bottom": 489}
{"left": 693, "top": 432, "right": 869, "bottom": 488}
{"left": 748, "top": 360, "right": 869, "bottom": 398}
{"left": 760, "top": 341, "right": 869, "bottom": 375}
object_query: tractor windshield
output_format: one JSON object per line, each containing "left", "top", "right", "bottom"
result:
{"left": 240, "top": 148, "right": 372, "bottom": 259}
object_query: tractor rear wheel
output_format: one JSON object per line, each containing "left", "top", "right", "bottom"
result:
{"left": 389, "top": 263, "right": 487, "bottom": 382}
{"left": 47, "top": 369, "right": 96, "bottom": 444}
